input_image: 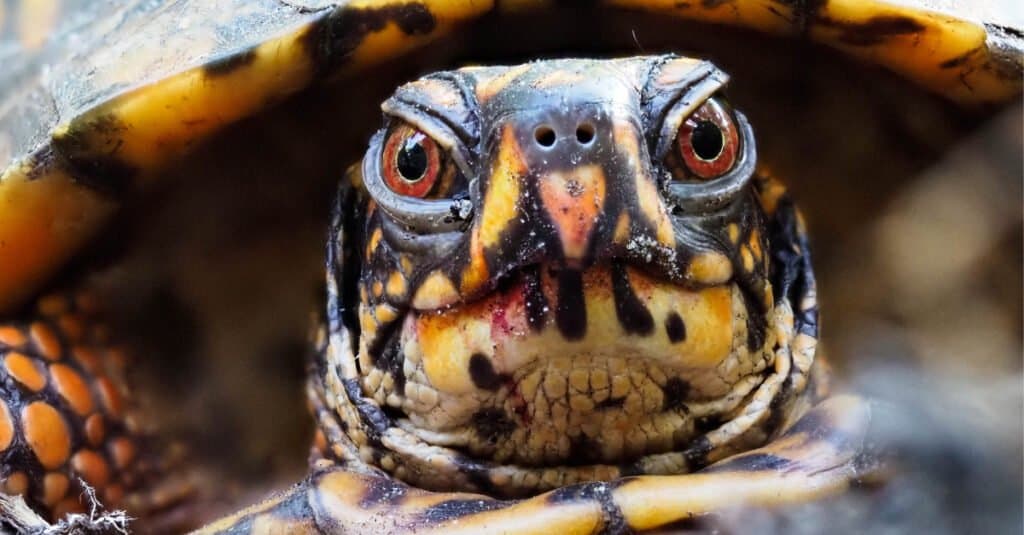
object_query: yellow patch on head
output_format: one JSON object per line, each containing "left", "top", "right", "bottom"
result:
{"left": 616, "top": 122, "right": 673, "bottom": 246}
{"left": 686, "top": 251, "right": 733, "bottom": 284}
{"left": 386, "top": 271, "right": 406, "bottom": 298}
{"left": 475, "top": 63, "right": 533, "bottom": 103}
{"left": 416, "top": 311, "right": 492, "bottom": 395}
{"left": 460, "top": 237, "right": 490, "bottom": 296}
{"left": 412, "top": 271, "right": 460, "bottom": 310}
{"left": 366, "top": 228, "right": 383, "bottom": 258}
{"left": 747, "top": 229, "right": 763, "bottom": 261}
{"left": 741, "top": 247, "right": 755, "bottom": 273}
{"left": 727, "top": 223, "right": 740, "bottom": 244}
{"left": 477, "top": 125, "right": 524, "bottom": 249}
{"left": 374, "top": 304, "right": 399, "bottom": 324}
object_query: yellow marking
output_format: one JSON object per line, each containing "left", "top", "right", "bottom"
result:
{"left": 386, "top": 271, "right": 407, "bottom": 298}
{"left": 374, "top": 304, "right": 398, "bottom": 324}
{"left": 192, "top": 493, "right": 287, "bottom": 534}
{"left": 686, "top": 251, "right": 733, "bottom": 284}
{"left": 616, "top": 122, "right": 673, "bottom": 246}
{"left": 372, "top": 280, "right": 383, "bottom": 298}
{"left": 399, "top": 255, "right": 414, "bottom": 276}
{"left": 756, "top": 175, "right": 788, "bottom": 216}
{"left": 727, "top": 223, "right": 740, "bottom": 244}
{"left": 613, "top": 212, "right": 631, "bottom": 244}
{"left": 416, "top": 310, "right": 490, "bottom": 395}
{"left": 0, "top": 167, "right": 117, "bottom": 313}
{"left": 611, "top": 396, "right": 868, "bottom": 530}
{"left": 741, "top": 246, "right": 755, "bottom": 273}
{"left": 747, "top": 228, "right": 763, "bottom": 263}
{"left": 460, "top": 240, "right": 490, "bottom": 296}
{"left": 653, "top": 56, "right": 705, "bottom": 85}
{"left": 478, "top": 125, "right": 524, "bottom": 249}
{"left": 604, "top": 0, "right": 1019, "bottom": 104}
{"left": 366, "top": 228, "right": 383, "bottom": 258}
{"left": 475, "top": 63, "right": 533, "bottom": 103}
{"left": 412, "top": 271, "right": 460, "bottom": 310}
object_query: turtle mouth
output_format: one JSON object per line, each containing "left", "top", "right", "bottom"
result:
{"left": 355, "top": 261, "right": 773, "bottom": 470}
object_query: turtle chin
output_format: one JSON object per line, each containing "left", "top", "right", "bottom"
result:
{"left": 380, "top": 262, "right": 773, "bottom": 468}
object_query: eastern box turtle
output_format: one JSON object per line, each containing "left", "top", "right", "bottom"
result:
{"left": 0, "top": 1, "right": 1020, "bottom": 533}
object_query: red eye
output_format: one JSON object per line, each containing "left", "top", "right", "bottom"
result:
{"left": 675, "top": 99, "right": 739, "bottom": 180}
{"left": 382, "top": 124, "right": 442, "bottom": 198}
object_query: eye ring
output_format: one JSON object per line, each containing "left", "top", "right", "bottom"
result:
{"left": 382, "top": 124, "right": 443, "bottom": 198}
{"left": 674, "top": 98, "right": 739, "bottom": 180}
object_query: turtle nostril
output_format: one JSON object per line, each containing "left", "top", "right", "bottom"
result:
{"left": 575, "top": 123, "right": 595, "bottom": 145}
{"left": 534, "top": 126, "right": 556, "bottom": 147}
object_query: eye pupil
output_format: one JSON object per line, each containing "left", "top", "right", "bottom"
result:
{"left": 396, "top": 138, "right": 428, "bottom": 181}
{"left": 691, "top": 120, "right": 723, "bottom": 161}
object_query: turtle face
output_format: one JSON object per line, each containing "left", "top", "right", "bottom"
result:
{"left": 328, "top": 56, "right": 781, "bottom": 496}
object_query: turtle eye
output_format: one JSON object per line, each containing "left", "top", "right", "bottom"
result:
{"left": 671, "top": 98, "right": 739, "bottom": 181}
{"left": 382, "top": 123, "right": 444, "bottom": 198}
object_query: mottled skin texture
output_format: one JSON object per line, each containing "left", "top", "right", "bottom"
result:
{"left": 326, "top": 57, "right": 803, "bottom": 497}
{"left": 0, "top": 55, "right": 869, "bottom": 533}
{"left": 198, "top": 57, "right": 859, "bottom": 533}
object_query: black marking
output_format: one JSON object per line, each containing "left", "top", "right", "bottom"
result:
{"left": 546, "top": 482, "right": 628, "bottom": 535}
{"left": 817, "top": 15, "right": 926, "bottom": 46}
{"left": 522, "top": 265, "right": 548, "bottom": 331}
{"left": 204, "top": 48, "right": 258, "bottom": 77}
{"left": 472, "top": 408, "right": 516, "bottom": 445}
{"left": 665, "top": 312, "right": 686, "bottom": 343}
{"left": 596, "top": 396, "right": 626, "bottom": 410}
{"left": 702, "top": 452, "right": 793, "bottom": 473}
{"left": 375, "top": 326, "right": 407, "bottom": 396}
{"left": 469, "top": 354, "right": 504, "bottom": 391}
{"left": 417, "top": 499, "right": 508, "bottom": 525}
{"left": 303, "top": 4, "right": 436, "bottom": 78}
{"left": 23, "top": 146, "right": 57, "bottom": 180}
{"left": 618, "top": 462, "right": 644, "bottom": 477}
{"left": 367, "top": 312, "right": 403, "bottom": 365}
{"left": 662, "top": 377, "right": 690, "bottom": 410}
{"left": 54, "top": 113, "right": 139, "bottom": 196}
{"left": 694, "top": 415, "right": 722, "bottom": 433}
{"left": 682, "top": 435, "right": 713, "bottom": 469}
{"left": 939, "top": 46, "right": 982, "bottom": 69}
{"left": 611, "top": 263, "right": 654, "bottom": 335}
{"left": 775, "top": 0, "right": 828, "bottom": 34}
{"left": 357, "top": 475, "right": 409, "bottom": 508}
{"left": 568, "top": 435, "right": 600, "bottom": 465}
{"left": 740, "top": 285, "right": 768, "bottom": 351}
{"left": 767, "top": 196, "right": 818, "bottom": 342}
{"left": 341, "top": 378, "right": 392, "bottom": 446}
{"left": 555, "top": 269, "right": 587, "bottom": 340}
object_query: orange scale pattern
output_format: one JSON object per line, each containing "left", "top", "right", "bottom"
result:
{"left": 0, "top": 291, "right": 143, "bottom": 520}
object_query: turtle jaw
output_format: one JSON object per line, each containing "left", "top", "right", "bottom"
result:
{"left": 353, "top": 260, "right": 773, "bottom": 469}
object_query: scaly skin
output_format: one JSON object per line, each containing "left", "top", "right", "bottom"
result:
{"left": 196, "top": 56, "right": 863, "bottom": 533}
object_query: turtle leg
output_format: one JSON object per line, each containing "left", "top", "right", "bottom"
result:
{"left": 195, "top": 394, "right": 870, "bottom": 534}
{"left": 0, "top": 289, "right": 194, "bottom": 530}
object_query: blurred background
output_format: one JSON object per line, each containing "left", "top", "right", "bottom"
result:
{"left": 2, "top": 1, "right": 1022, "bottom": 532}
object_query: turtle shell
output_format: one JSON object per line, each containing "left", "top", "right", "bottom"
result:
{"left": 0, "top": 0, "right": 1021, "bottom": 313}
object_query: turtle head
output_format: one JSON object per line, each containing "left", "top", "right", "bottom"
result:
{"left": 325, "top": 56, "right": 786, "bottom": 496}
